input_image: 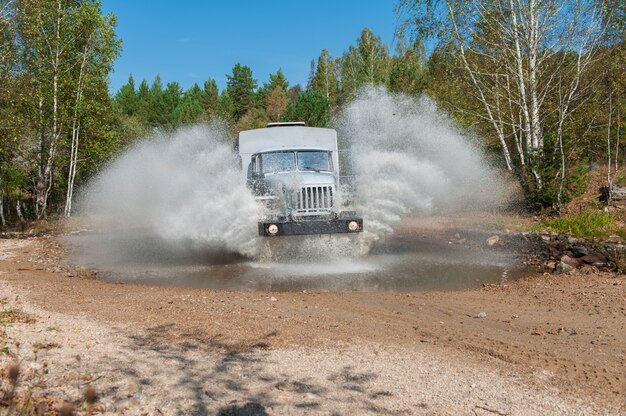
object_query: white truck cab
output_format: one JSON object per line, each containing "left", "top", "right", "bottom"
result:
{"left": 238, "top": 123, "right": 362, "bottom": 237}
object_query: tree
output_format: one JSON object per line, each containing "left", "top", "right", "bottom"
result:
{"left": 267, "top": 68, "right": 289, "bottom": 92}
{"left": 64, "top": 0, "right": 121, "bottom": 216}
{"left": 201, "top": 78, "right": 219, "bottom": 117}
{"left": 135, "top": 78, "right": 150, "bottom": 123}
{"left": 226, "top": 63, "right": 257, "bottom": 120}
{"left": 311, "top": 49, "right": 339, "bottom": 106}
{"left": 114, "top": 74, "right": 138, "bottom": 116}
{"left": 256, "top": 68, "right": 289, "bottom": 111}
{"left": 162, "top": 81, "right": 182, "bottom": 127}
{"left": 340, "top": 28, "right": 391, "bottom": 99}
{"left": 389, "top": 40, "right": 427, "bottom": 95}
{"left": 398, "top": 0, "right": 611, "bottom": 207}
{"left": 174, "top": 83, "right": 204, "bottom": 124}
{"left": 285, "top": 89, "right": 330, "bottom": 127}
{"left": 15, "top": 0, "right": 120, "bottom": 218}
{"left": 266, "top": 86, "right": 288, "bottom": 121}
{"left": 146, "top": 75, "right": 166, "bottom": 126}
{"left": 216, "top": 90, "right": 235, "bottom": 123}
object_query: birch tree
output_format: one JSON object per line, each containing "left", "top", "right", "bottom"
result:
{"left": 398, "top": 0, "right": 609, "bottom": 207}
{"left": 64, "top": 1, "right": 119, "bottom": 216}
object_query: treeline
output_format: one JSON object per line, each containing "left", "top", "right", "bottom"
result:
{"left": 1, "top": 0, "right": 625, "bottom": 225}
{"left": 112, "top": 27, "right": 426, "bottom": 138}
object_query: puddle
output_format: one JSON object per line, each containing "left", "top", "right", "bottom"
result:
{"left": 67, "top": 233, "right": 526, "bottom": 292}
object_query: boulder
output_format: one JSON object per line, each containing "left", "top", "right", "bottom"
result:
{"left": 486, "top": 235, "right": 500, "bottom": 246}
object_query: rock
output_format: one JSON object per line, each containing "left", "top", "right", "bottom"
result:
{"left": 541, "top": 235, "right": 551, "bottom": 242}
{"left": 476, "top": 312, "right": 487, "bottom": 318}
{"left": 546, "top": 260, "right": 556, "bottom": 271}
{"left": 567, "top": 236, "right": 578, "bottom": 244}
{"left": 606, "top": 234, "right": 621, "bottom": 243}
{"left": 270, "top": 297, "right": 278, "bottom": 302}
{"left": 571, "top": 245, "right": 589, "bottom": 257}
{"left": 486, "top": 235, "right": 500, "bottom": 246}
{"left": 550, "top": 248, "right": 562, "bottom": 259}
{"left": 554, "top": 261, "right": 573, "bottom": 274}
{"left": 581, "top": 253, "right": 608, "bottom": 267}
{"left": 560, "top": 255, "right": 582, "bottom": 269}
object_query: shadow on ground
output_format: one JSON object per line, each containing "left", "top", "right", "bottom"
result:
{"left": 90, "top": 324, "right": 409, "bottom": 415}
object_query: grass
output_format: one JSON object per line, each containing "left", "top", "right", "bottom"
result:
{"left": 540, "top": 210, "right": 626, "bottom": 239}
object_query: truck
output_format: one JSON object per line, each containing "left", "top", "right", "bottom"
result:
{"left": 238, "top": 122, "right": 363, "bottom": 237}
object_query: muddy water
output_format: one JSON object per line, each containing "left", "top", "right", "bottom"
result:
{"left": 68, "top": 233, "right": 525, "bottom": 292}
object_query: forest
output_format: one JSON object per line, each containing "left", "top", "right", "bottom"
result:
{"left": 0, "top": 0, "right": 624, "bottom": 224}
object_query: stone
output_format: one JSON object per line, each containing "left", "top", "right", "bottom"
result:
{"left": 581, "top": 253, "right": 608, "bottom": 267}
{"left": 554, "top": 261, "right": 573, "bottom": 274}
{"left": 571, "top": 245, "right": 589, "bottom": 257}
{"left": 541, "top": 235, "right": 551, "bottom": 242}
{"left": 270, "top": 297, "right": 278, "bottom": 302}
{"left": 486, "top": 235, "right": 500, "bottom": 246}
{"left": 560, "top": 255, "right": 582, "bottom": 269}
{"left": 606, "top": 235, "right": 621, "bottom": 243}
{"left": 476, "top": 312, "right": 487, "bottom": 318}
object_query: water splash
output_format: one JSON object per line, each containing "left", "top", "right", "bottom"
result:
{"left": 77, "top": 123, "right": 259, "bottom": 258}
{"left": 75, "top": 88, "right": 509, "bottom": 271}
{"left": 336, "top": 87, "right": 507, "bottom": 245}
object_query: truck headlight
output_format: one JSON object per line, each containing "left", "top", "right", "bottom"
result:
{"left": 267, "top": 224, "right": 279, "bottom": 235}
{"left": 348, "top": 221, "right": 359, "bottom": 232}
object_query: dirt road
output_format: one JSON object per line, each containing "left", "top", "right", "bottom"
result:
{"left": 0, "top": 231, "right": 624, "bottom": 415}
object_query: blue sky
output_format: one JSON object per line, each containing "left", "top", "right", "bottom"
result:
{"left": 102, "top": 1, "right": 399, "bottom": 94}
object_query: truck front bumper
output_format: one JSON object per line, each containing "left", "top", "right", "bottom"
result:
{"left": 258, "top": 217, "right": 363, "bottom": 237}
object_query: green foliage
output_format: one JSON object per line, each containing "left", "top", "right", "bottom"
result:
{"left": 201, "top": 78, "right": 219, "bottom": 117}
{"left": 541, "top": 211, "right": 624, "bottom": 239}
{"left": 340, "top": 28, "right": 391, "bottom": 99}
{"left": 216, "top": 91, "right": 236, "bottom": 123}
{"left": 311, "top": 49, "right": 339, "bottom": 107}
{"left": 566, "top": 165, "right": 592, "bottom": 200}
{"left": 114, "top": 74, "right": 138, "bottom": 116}
{"left": 389, "top": 40, "right": 427, "bottom": 95}
{"left": 285, "top": 89, "right": 330, "bottom": 127}
{"left": 226, "top": 63, "right": 257, "bottom": 120}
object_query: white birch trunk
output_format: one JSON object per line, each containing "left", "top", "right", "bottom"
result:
{"left": 64, "top": 47, "right": 88, "bottom": 217}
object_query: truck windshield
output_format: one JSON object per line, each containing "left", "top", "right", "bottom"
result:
{"left": 262, "top": 152, "right": 296, "bottom": 174}
{"left": 297, "top": 151, "right": 331, "bottom": 172}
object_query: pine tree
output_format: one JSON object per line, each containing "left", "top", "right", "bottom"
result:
{"left": 285, "top": 89, "right": 330, "bottom": 127}
{"left": 226, "top": 63, "right": 257, "bottom": 120}
{"left": 114, "top": 74, "right": 138, "bottom": 116}
{"left": 201, "top": 78, "right": 219, "bottom": 117}
{"left": 147, "top": 75, "right": 166, "bottom": 126}
{"left": 216, "top": 91, "right": 235, "bottom": 122}
{"left": 268, "top": 68, "right": 289, "bottom": 92}
{"left": 163, "top": 81, "right": 182, "bottom": 127}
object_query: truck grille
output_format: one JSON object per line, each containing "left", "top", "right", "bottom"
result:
{"left": 295, "top": 185, "right": 334, "bottom": 214}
